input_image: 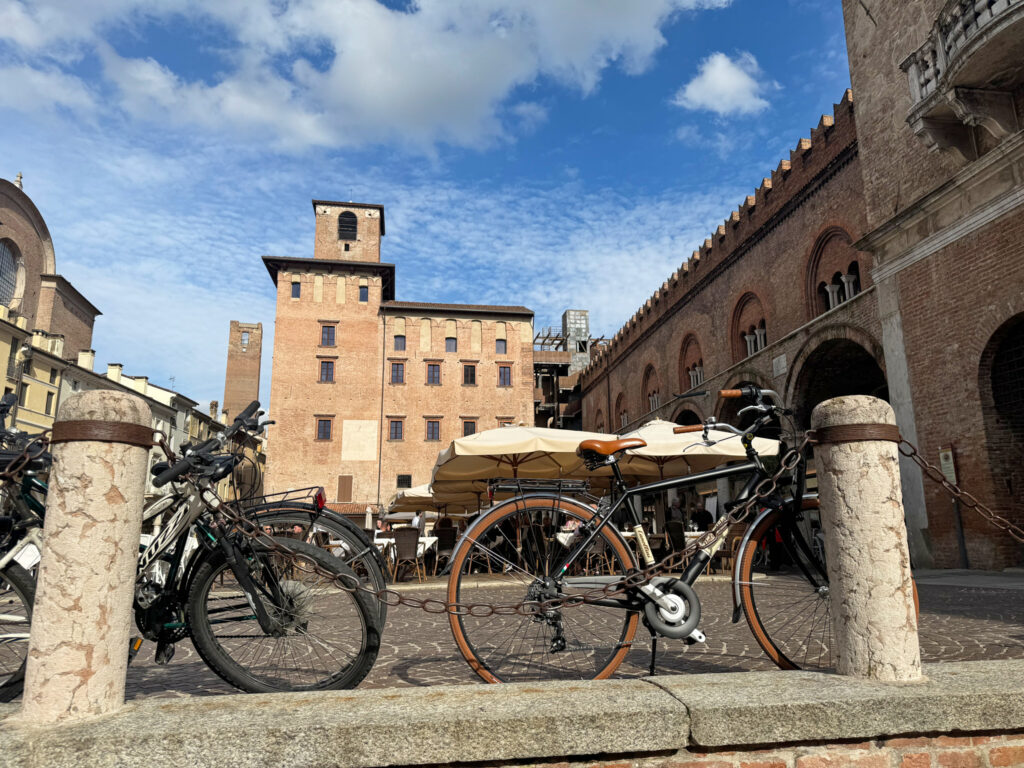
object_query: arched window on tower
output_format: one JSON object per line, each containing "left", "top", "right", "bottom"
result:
{"left": 338, "top": 211, "right": 357, "bottom": 241}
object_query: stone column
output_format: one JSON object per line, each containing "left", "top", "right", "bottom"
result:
{"left": 841, "top": 273, "right": 858, "bottom": 302}
{"left": 18, "top": 391, "right": 152, "bottom": 723}
{"left": 811, "top": 395, "right": 921, "bottom": 681}
{"left": 826, "top": 283, "right": 842, "bottom": 309}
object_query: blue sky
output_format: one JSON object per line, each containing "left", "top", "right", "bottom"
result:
{"left": 0, "top": 0, "right": 851, "bottom": 411}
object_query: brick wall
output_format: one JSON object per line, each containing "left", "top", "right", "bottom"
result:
{"left": 894, "top": 211, "right": 1024, "bottom": 569}
{"left": 313, "top": 202, "right": 383, "bottom": 263}
{"left": 222, "top": 320, "right": 262, "bottom": 420}
{"left": 380, "top": 312, "right": 534, "bottom": 494}
{"left": 0, "top": 180, "right": 56, "bottom": 328}
{"left": 840, "top": 0, "right": 962, "bottom": 232}
{"left": 497, "top": 732, "right": 1024, "bottom": 768}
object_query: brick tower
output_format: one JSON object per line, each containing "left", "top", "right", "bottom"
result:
{"left": 223, "top": 321, "right": 262, "bottom": 420}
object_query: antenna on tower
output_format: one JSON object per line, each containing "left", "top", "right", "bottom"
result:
{"left": 169, "top": 376, "right": 176, "bottom": 390}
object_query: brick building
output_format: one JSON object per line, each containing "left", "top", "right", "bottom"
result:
{"left": 263, "top": 201, "right": 534, "bottom": 510}
{"left": 222, "top": 320, "right": 262, "bottom": 421}
{"left": 579, "top": 0, "right": 1024, "bottom": 570}
{"left": 0, "top": 175, "right": 101, "bottom": 432}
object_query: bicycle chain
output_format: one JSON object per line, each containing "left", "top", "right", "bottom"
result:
{"left": 220, "top": 438, "right": 809, "bottom": 617}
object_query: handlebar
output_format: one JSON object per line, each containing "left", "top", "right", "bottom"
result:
{"left": 672, "top": 425, "right": 704, "bottom": 434}
{"left": 153, "top": 456, "right": 193, "bottom": 488}
{"left": 719, "top": 389, "right": 743, "bottom": 398}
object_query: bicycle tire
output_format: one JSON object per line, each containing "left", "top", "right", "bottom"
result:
{"left": 738, "top": 508, "right": 919, "bottom": 672}
{"left": 0, "top": 562, "right": 34, "bottom": 702}
{"left": 251, "top": 506, "right": 389, "bottom": 626}
{"left": 447, "top": 495, "right": 639, "bottom": 684}
{"left": 187, "top": 537, "right": 380, "bottom": 693}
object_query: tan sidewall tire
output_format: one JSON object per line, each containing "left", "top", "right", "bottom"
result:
{"left": 446, "top": 496, "right": 639, "bottom": 684}
{"left": 738, "top": 510, "right": 922, "bottom": 671}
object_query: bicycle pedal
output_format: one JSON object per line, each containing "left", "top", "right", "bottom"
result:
{"left": 154, "top": 641, "right": 176, "bottom": 665}
{"left": 127, "top": 636, "right": 144, "bottom": 665}
{"left": 685, "top": 629, "right": 707, "bottom": 645}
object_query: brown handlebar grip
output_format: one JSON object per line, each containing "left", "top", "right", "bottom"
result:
{"left": 673, "top": 425, "right": 704, "bottom": 434}
{"left": 719, "top": 389, "right": 743, "bottom": 398}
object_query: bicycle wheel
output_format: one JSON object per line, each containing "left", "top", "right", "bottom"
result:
{"left": 252, "top": 507, "right": 389, "bottom": 626}
{"left": 0, "top": 562, "right": 34, "bottom": 702}
{"left": 739, "top": 508, "right": 834, "bottom": 670}
{"left": 447, "top": 496, "right": 639, "bottom": 684}
{"left": 739, "top": 505, "right": 920, "bottom": 672}
{"left": 187, "top": 537, "right": 380, "bottom": 693}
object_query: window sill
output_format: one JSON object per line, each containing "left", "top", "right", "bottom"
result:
{"left": 426, "top": 382, "right": 442, "bottom": 387}
{"left": 462, "top": 383, "right": 477, "bottom": 387}
{"left": 390, "top": 381, "right": 406, "bottom": 386}
{"left": 317, "top": 380, "right": 336, "bottom": 385}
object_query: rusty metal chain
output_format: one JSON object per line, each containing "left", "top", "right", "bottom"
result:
{"left": 898, "top": 438, "right": 1024, "bottom": 545}
{"left": 218, "top": 437, "right": 810, "bottom": 617}
{"left": 0, "top": 431, "right": 51, "bottom": 485}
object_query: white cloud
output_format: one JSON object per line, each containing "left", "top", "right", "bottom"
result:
{"left": 1, "top": 0, "right": 733, "bottom": 149}
{"left": 0, "top": 65, "right": 94, "bottom": 114}
{"left": 671, "top": 51, "right": 774, "bottom": 116}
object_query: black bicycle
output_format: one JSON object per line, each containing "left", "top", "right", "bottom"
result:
{"left": 1, "top": 400, "right": 383, "bottom": 700}
{"left": 446, "top": 385, "right": 839, "bottom": 683}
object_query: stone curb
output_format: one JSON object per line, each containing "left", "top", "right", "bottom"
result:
{"left": 2, "top": 661, "right": 1023, "bottom": 767}
{"left": 653, "top": 659, "right": 1024, "bottom": 746}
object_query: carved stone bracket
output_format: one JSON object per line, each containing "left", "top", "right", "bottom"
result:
{"left": 909, "top": 114, "right": 978, "bottom": 162}
{"left": 948, "top": 87, "right": 1019, "bottom": 139}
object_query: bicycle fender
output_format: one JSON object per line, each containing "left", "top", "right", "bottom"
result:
{"left": 730, "top": 505, "right": 776, "bottom": 622}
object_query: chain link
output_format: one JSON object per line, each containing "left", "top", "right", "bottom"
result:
{"left": 221, "top": 437, "right": 810, "bottom": 616}
{"left": 898, "top": 438, "right": 1024, "bottom": 545}
{"left": 0, "top": 432, "right": 51, "bottom": 485}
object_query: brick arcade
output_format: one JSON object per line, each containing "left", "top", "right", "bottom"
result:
{"left": 580, "top": 0, "right": 1024, "bottom": 570}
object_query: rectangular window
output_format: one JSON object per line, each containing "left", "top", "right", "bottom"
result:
{"left": 44, "top": 391, "right": 54, "bottom": 415}
{"left": 291, "top": 281, "right": 301, "bottom": 298}
{"left": 389, "top": 420, "right": 403, "bottom": 440}
{"left": 426, "top": 420, "right": 440, "bottom": 441}
{"left": 496, "top": 339, "right": 507, "bottom": 355}
{"left": 391, "top": 362, "right": 404, "bottom": 384}
{"left": 463, "top": 420, "right": 476, "bottom": 437}
{"left": 359, "top": 285, "right": 369, "bottom": 302}
{"left": 463, "top": 364, "right": 476, "bottom": 385}
{"left": 498, "top": 419, "right": 513, "bottom": 428}
{"left": 241, "top": 331, "right": 250, "bottom": 347}
{"left": 394, "top": 335, "right": 406, "bottom": 351}
{"left": 445, "top": 337, "right": 457, "bottom": 353}
{"left": 397, "top": 474, "right": 412, "bottom": 489}
{"left": 319, "top": 360, "right": 335, "bottom": 383}
{"left": 427, "top": 363, "right": 441, "bottom": 385}
{"left": 316, "top": 418, "right": 332, "bottom": 440}
{"left": 49, "top": 368, "right": 57, "bottom": 384}
{"left": 321, "top": 326, "right": 336, "bottom": 346}
{"left": 498, "top": 365, "right": 512, "bottom": 387}
{"left": 17, "top": 383, "right": 26, "bottom": 408}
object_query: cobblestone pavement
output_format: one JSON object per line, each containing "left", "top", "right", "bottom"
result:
{"left": 124, "top": 575, "right": 1024, "bottom": 700}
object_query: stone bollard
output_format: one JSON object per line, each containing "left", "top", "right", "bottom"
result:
{"left": 17, "top": 391, "right": 152, "bottom": 723}
{"left": 811, "top": 395, "right": 921, "bottom": 682}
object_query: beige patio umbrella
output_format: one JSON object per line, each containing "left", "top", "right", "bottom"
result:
{"left": 430, "top": 425, "right": 617, "bottom": 485}
{"left": 387, "top": 484, "right": 435, "bottom": 514}
{"left": 616, "top": 419, "right": 780, "bottom": 479}
{"left": 388, "top": 484, "right": 482, "bottom": 517}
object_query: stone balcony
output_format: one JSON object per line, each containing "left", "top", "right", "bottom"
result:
{"left": 900, "top": 0, "right": 1024, "bottom": 160}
